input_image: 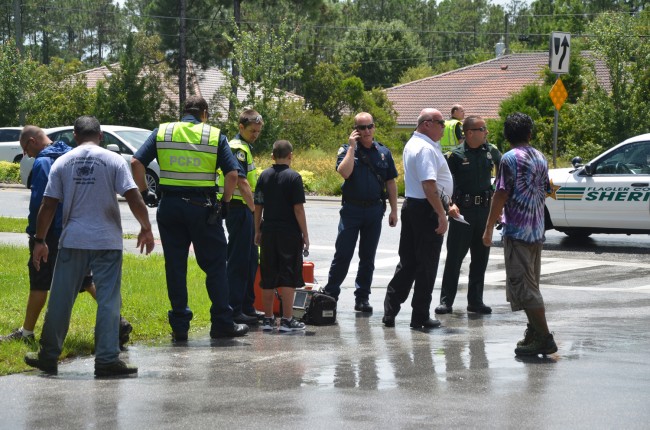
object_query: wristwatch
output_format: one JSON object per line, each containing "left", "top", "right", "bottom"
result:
{"left": 33, "top": 236, "right": 45, "bottom": 244}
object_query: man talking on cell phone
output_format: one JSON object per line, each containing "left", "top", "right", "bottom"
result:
{"left": 322, "top": 112, "right": 399, "bottom": 315}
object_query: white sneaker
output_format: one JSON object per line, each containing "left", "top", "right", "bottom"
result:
{"left": 261, "top": 317, "right": 276, "bottom": 331}
{"left": 279, "top": 317, "right": 305, "bottom": 332}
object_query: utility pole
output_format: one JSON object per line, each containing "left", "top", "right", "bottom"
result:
{"left": 504, "top": 13, "right": 509, "bottom": 55}
{"left": 13, "top": 0, "right": 23, "bottom": 54}
{"left": 229, "top": 0, "right": 241, "bottom": 119}
{"left": 14, "top": 0, "right": 25, "bottom": 125}
{"left": 179, "top": 0, "right": 187, "bottom": 114}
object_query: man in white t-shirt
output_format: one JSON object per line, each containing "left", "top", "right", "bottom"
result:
{"left": 24, "top": 116, "right": 155, "bottom": 377}
{"left": 383, "top": 108, "right": 453, "bottom": 329}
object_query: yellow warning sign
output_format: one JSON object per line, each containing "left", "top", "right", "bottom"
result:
{"left": 549, "top": 78, "right": 568, "bottom": 111}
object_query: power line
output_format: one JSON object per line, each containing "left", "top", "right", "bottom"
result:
{"left": 12, "top": 4, "right": 647, "bottom": 38}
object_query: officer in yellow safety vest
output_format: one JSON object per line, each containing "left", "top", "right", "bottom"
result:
{"left": 217, "top": 110, "right": 264, "bottom": 325}
{"left": 439, "top": 104, "right": 465, "bottom": 152}
{"left": 131, "top": 95, "right": 250, "bottom": 341}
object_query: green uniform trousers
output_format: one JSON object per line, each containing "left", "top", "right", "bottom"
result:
{"left": 439, "top": 206, "right": 491, "bottom": 307}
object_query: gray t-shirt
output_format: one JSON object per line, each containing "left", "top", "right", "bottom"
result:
{"left": 44, "top": 144, "right": 137, "bottom": 250}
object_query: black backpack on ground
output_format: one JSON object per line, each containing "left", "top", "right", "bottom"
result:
{"left": 301, "top": 292, "right": 337, "bottom": 325}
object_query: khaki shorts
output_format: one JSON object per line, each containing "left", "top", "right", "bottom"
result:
{"left": 503, "top": 237, "right": 545, "bottom": 311}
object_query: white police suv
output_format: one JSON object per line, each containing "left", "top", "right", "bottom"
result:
{"left": 545, "top": 133, "right": 650, "bottom": 238}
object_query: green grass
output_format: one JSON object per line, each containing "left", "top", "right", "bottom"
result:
{"left": 0, "top": 244, "right": 214, "bottom": 376}
{"left": 0, "top": 216, "right": 28, "bottom": 233}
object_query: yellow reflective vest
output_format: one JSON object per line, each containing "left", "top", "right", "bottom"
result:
{"left": 440, "top": 119, "right": 462, "bottom": 150}
{"left": 217, "top": 137, "right": 257, "bottom": 202}
{"left": 156, "top": 122, "right": 222, "bottom": 188}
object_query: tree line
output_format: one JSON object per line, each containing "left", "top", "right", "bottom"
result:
{"left": 1, "top": 0, "right": 649, "bottom": 161}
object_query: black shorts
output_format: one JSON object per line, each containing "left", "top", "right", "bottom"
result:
{"left": 259, "top": 230, "right": 304, "bottom": 289}
{"left": 28, "top": 236, "right": 93, "bottom": 292}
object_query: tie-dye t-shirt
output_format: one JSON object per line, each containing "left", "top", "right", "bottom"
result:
{"left": 495, "top": 145, "right": 550, "bottom": 243}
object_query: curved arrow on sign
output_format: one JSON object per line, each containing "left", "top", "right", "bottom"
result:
{"left": 559, "top": 36, "right": 569, "bottom": 70}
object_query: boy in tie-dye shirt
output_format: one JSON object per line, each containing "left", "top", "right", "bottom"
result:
{"left": 496, "top": 145, "right": 550, "bottom": 243}
{"left": 482, "top": 113, "right": 557, "bottom": 357}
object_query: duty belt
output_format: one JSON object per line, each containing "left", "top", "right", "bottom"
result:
{"left": 457, "top": 192, "right": 492, "bottom": 208}
{"left": 161, "top": 190, "right": 215, "bottom": 207}
{"left": 343, "top": 198, "right": 383, "bottom": 208}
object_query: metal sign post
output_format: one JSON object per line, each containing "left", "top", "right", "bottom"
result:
{"left": 549, "top": 32, "right": 570, "bottom": 168}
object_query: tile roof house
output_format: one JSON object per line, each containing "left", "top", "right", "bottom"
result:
{"left": 385, "top": 52, "right": 612, "bottom": 128}
{"left": 78, "top": 61, "right": 301, "bottom": 120}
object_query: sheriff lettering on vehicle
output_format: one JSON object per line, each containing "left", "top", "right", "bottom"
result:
{"left": 545, "top": 133, "right": 650, "bottom": 238}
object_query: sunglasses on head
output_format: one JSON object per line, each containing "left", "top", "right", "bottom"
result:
{"left": 241, "top": 115, "right": 263, "bottom": 126}
{"left": 355, "top": 123, "right": 375, "bottom": 131}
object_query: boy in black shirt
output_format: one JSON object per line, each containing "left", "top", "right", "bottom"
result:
{"left": 254, "top": 140, "right": 310, "bottom": 331}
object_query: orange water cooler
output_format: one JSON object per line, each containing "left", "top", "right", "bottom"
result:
{"left": 253, "top": 261, "right": 314, "bottom": 315}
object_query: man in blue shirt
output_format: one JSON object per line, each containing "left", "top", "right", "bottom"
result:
{"left": 323, "top": 112, "right": 398, "bottom": 314}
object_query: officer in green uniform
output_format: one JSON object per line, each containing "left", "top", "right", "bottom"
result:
{"left": 435, "top": 115, "right": 501, "bottom": 315}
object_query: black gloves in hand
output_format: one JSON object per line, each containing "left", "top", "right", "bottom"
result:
{"left": 220, "top": 199, "right": 230, "bottom": 219}
{"left": 141, "top": 190, "right": 158, "bottom": 207}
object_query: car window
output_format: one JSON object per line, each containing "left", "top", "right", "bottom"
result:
{"left": 594, "top": 142, "right": 650, "bottom": 175}
{"left": 0, "top": 129, "right": 21, "bottom": 142}
{"left": 114, "top": 130, "right": 151, "bottom": 150}
{"left": 103, "top": 132, "right": 132, "bottom": 154}
{"left": 49, "top": 130, "right": 77, "bottom": 147}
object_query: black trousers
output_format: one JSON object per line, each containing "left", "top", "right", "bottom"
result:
{"left": 384, "top": 199, "right": 444, "bottom": 323}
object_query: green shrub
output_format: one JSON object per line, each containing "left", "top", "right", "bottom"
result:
{"left": 0, "top": 161, "right": 20, "bottom": 183}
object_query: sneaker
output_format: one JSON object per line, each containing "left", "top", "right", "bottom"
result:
{"left": 119, "top": 317, "right": 133, "bottom": 350}
{"left": 517, "top": 324, "right": 537, "bottom": 348}
{"left": 261, "top": 317, "right": 276, "bottom": 331}
{"left": 514, "top": 332, "right": 558, "bottom": 356}
{"left": 1, "top": 328, "right": 35, "bottom": 344}
{"left": 279, "top": 317, "right": 305, "bottom": 332}
{"left": 95, "top": 359, "right": 138, "bottom": 378}
{"left": 24, "top": 352, "right": 58, "bottom": 375}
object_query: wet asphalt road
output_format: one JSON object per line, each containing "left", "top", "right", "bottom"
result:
{"left": 1, "top": 187, "right": 650, "bottom": 428}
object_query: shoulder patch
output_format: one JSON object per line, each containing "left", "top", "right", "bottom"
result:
{"left": 236, "top": 150, "right": 246, "bottom": 162}
{"left": 337, "top": 147, "right": 345, "bottom": 156}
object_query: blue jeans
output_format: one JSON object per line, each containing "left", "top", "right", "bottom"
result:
{"left": 39, "top": 248, "right": 123, "bottom": 365}
{"left": 157, "top": 194, "right": 233, "bottom": 332}
{"left": 225, "top": 205, "right": 258, "bottom": 315}
{"left": 324, "top": 202, "right": 384, "bottom": 300}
